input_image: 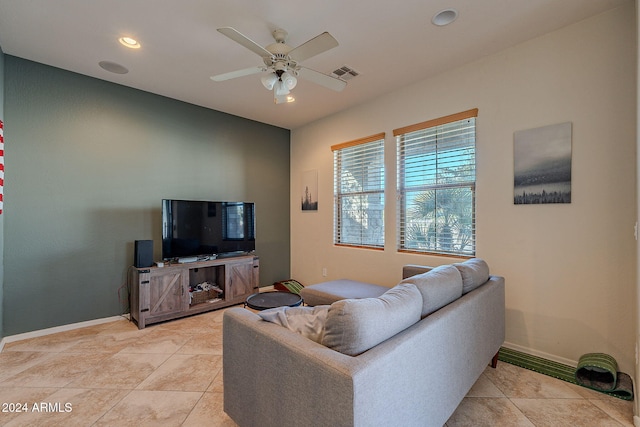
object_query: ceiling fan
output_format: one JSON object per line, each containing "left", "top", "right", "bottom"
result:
{"left": 211, "top": 27, "right": 347, "bottom": 104}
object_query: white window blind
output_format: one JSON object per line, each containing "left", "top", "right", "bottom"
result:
{"left": 395, "top": 109, "right": 477, "bottom": 256}
{"left": 332, "top": 133, "right": 385, "bottom": 249}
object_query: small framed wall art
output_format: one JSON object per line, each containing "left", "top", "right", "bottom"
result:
{"left": 301, "top": 169, "right": 318, "bottom": 211}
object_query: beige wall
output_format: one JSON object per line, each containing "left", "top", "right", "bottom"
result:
{"left": 291, "top": 4, "right": 637, "bottom": 372}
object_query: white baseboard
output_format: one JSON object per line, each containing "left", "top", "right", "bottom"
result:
{"left": 502, "top": 341, "right": 578, "bottom": 367}
{"left": 0, "top": 314, "right": 130, "bottom": 353}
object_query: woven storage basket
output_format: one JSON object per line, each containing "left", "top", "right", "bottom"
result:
{"left": 191, "top": 289, "right": 221, "bottom": 305}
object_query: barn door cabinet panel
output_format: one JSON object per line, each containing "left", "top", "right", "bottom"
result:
{"left": 226, "top": 257, "right": 259, "bottom": 302}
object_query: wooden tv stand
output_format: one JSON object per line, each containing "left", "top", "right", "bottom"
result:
{"left": 129, "top": 255, "right": 259, "bottom": 329}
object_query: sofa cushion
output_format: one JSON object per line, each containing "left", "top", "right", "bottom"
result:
{"left": 258, "top": 305, "right": 330, "bottom": 343}
{"left": 321, "top": 283, "right": 422, "bottom": 356}
{"left": 454, "top": 258, "right": 490, "bottom": 294}
{"left": 300, "top": 279, "right": 389, "bottom": 306}
{"left": 400, "top": 264, "right": 463, "bottom": 317}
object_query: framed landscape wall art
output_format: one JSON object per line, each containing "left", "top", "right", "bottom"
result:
{"left": 514, "top": 122, "right": 572, "bottom": 204}
{"left": 301, "top": 169, "right": 318, "bottom": 211}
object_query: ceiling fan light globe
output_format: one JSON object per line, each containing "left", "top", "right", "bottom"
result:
{"left": 261, "top": 73, "right": 278, "bottom": 90}
{"left": 281, "top": 72, "right": 297, "bottom": 90}
{"left": 274, "top": 81, "right": 290, "bottom": 96}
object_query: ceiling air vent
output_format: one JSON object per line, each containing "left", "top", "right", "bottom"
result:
{"left": 331, "top": 65, "right": 360, "bottom": 81}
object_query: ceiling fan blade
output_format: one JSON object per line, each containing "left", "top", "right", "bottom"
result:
{"left": 217, "top": 27, "right": 273, "bottom": 58}
{"left": 211, "top": 66, "right": 265, "bottom": 82}
{"left": 297, "top": 67, "right": 347, "bottom": 92}
{"left": 289, "top": 32, "right": 339, "bottom": 62}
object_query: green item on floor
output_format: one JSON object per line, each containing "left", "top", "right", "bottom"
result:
{"left": 498, "top": 347, "right": 577, "bottom": 383}
{"left": 498, "top": 347, "right": 634, "bottom": 401}
{"left": 273, "top": 279, "right": 304, "bottom": 295}
{"left": 575, "top": 353, "right": 633, "bottom": 400}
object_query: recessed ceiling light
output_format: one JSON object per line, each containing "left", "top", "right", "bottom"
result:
{"left": 432, "top": 9, "right": 458, "bottom": 26}
{"left": 118, "top": 37, "right": 141, "bottom": 49}
{"left": 99, "top": 61, "right": 129, "bottom": 74}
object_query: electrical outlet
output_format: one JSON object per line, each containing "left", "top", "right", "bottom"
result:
{"left": 322, "top": 267, "right": 327, "bottom": 277}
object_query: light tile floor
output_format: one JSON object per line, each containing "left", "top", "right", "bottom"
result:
{"left": 0, "top": 307, "right": 634, "bottom": 426}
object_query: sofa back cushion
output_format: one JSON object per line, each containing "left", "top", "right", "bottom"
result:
{"left": 400, "top": 264, "right": 463, "bottom": 317}
{"left": 454, "top": 258, "right": 490, "bottom": 294}
{"left": 321, "top": 283, "right": 422, "bottom": 356}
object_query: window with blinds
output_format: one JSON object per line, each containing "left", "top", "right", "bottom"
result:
{"left": 332, "top": 133, "right": 385, "bottom": 249}
{"left": 395, "top": 109, "right": 477, "bottom": 256}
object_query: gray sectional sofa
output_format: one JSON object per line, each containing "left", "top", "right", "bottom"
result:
{"left": 223, "top": 259, "right": 505, "bottom": 427}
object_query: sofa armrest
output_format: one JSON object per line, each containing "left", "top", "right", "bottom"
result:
{"left": 402, "top": 264, "right": 434, "bottom": 279}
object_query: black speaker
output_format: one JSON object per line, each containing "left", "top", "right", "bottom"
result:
{"left": 134, "top": 240, "right": 154, "bottom": 268}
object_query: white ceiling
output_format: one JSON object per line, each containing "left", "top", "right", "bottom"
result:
{"left": 0, "top": 0, "right": 629, "bottom": 130}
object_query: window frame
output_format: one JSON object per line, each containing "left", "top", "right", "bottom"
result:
{"left": 332, "top": 133, "right": 386, "bottom": 250}
{"left": 394, "top": 109, "right": 478, "bottom": 257}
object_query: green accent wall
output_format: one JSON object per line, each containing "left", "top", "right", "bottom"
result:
{"left": 3, "top": 56, "right": 290, "bottom": 335}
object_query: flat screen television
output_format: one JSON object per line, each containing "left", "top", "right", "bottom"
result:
{"left": 162, "top": 199, "right": 256, "bottom": 261}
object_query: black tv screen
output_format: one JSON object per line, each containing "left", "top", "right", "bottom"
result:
{"left": 162, "top": 200, "right": 255, "bottom": 260}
